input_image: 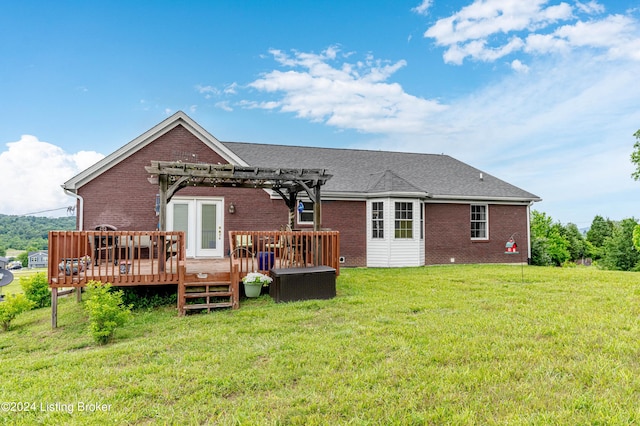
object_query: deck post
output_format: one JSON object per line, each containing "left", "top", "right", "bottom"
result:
{"left": 76, "top": 286, "right": 82, "bottom": 302}
{"left": 51, "top": 287, "right": 58, "bottom": 329}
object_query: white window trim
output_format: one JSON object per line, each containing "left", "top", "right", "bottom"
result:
{"left": 371, "top": 200, "right": 385, "bottom": 239}
{"left": 394, "top": 201, "right": 414, "bottom": 239}
{"left": 470, "top": 204, "right": 489, "bottom": 240}
{"left": 297, "top": 200, "right": 314, "bottom": 225}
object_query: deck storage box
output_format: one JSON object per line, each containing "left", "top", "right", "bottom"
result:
{"left": 269, "top": 266, "right": 336, "bottom": 303}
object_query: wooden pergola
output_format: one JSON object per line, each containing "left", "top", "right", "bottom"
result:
{"left": 145, "top": 162, "right": 333, "bottom": 230}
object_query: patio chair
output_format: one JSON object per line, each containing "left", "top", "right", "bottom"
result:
{"left": 92, "top": 224, "right": 118, "bottom": 265}
{"left": 126, "top": 234, "right": 154, "bottom": 259}
{"left": 235, "top": 234, "right": 253, "bottom": 256}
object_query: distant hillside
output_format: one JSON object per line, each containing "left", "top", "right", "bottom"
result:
{"left": 0, "top": 214, "right": 76, "bottom": 251}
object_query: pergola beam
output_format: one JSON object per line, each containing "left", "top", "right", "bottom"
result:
{"left": 146, "top": 162, "right": 332, "bottom": 231}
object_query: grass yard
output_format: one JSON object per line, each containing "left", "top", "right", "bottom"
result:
{"left": 1, "top": 268, "right": 46, "bottom": 296}
{"left": 1, "top": 265, "right": 640, "bottom": 425}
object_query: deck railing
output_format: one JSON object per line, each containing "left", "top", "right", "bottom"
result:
{"left": 228, "top": 230, "right": 340, "bottom": 278}
{"left": 48, "top": 230, "right": 186, "bottom": 288}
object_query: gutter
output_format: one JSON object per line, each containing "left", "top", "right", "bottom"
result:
{"left": 63, "top": 187, "right": 84, "bottom": 231}
{"left": 527, "top": 201, "right": 534, "bottom": 263}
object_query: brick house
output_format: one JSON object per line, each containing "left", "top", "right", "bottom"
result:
{"left": 62, "top": 111, "right": 540, "bottom": 267}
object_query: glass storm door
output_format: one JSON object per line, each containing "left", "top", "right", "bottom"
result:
{"left": 167, "top": 198, "right": 223, "bottom": 258}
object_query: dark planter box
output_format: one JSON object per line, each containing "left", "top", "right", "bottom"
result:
{"left": 269, "top": 266, "right": 336, "bottom": 303}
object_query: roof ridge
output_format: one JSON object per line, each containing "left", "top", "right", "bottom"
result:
{"left": 222, "top": 141, "right": 450, "bottom": 159}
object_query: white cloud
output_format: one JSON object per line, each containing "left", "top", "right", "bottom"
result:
{"left": 524, "top": 14, "right": 640, "bottom": 59}
{"left": 510, "top": 58, "right": 529, "bottom": 72}
{"left": 195, "top": 84, "right": 219, "bottom": 99}
{"left": 423, "top": 0, "right": 640, "bottom": 64}
{"left": 575, "top": 1, "right": 605, "bottom": 15}
{"left": 424, "top": 0, "right": 572, "bottom": 48}
{"left": 0, "top": 136, "right": 104, "bottom": 216}
{"left": 245, "top": 47, "right": 446, "bottom": 134}
{"left": 215, "top": 101, "right": 233, "bottom": 112}
{"left": 412, "top": 0, "right": 433, "bottom": 16}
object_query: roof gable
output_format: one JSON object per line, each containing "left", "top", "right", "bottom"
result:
{"left": 64, "top": 111, "right": 247, "bottom": 190}
{"left": 367, "top": 170, "right": 425, "bottom": 195}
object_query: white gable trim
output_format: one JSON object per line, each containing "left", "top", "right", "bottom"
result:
{"left": 63, "top": 111, "right": 248, "bottom": 191}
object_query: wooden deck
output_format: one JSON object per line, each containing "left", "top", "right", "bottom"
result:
{"left": 48, "top": 229, "right": 340, "bottom": 325}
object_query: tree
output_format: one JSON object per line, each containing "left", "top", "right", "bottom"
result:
{"left": 530, "top": 210, "right": 570, "bottom": 266}
{"left": 586, "top": 215, "right": 614, "bottom": 258}
{"left": 560, "top": 223, "right": 593, "bottom": 261}
{"left": 601, "top": 218, "right": 640, "bottom": 271}
{"left": 631, "top": 129, "right": 640, "bottom": 181}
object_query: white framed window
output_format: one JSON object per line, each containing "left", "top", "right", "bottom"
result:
{"left": 470, "top": 204, "right": 488, "bottom": 240}
{"left": 395, "top": 202, "right": 413, "bottom": 239}
{"left": 297, "top": 201, "right": 314, "bottom": 224}
{"left": 372, "top": 201, "right": 384, "bottom": 239}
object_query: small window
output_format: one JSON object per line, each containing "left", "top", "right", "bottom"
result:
{"left": 372, "top": 202, "right": 384, "bottom": 239}
{"left": 471, "top": 204, "right": 488, "bottom": 239}
{"left": 395, "top": 202, "right": 413, "bottom": 239}
{"left": 298, "top": 201, "right": 314, "bottom": 224}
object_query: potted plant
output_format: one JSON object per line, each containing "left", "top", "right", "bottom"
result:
{"left": 242, "top": 272, "right": 272, "bottom": 298}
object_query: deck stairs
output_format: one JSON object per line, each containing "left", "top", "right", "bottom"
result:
{"left": 178, "top": 271, "right": 238, "bottom": 315}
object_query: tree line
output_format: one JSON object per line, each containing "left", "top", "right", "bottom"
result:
{"left": 532, "top": 129, "right": 640, "bottom": 271}
{"left": 0, "top": 214, "right": 76, "bottom": 256}
{"left": 531, "top": 210, "right": 639, "bottom": 271}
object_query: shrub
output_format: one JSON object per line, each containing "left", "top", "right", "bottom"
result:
{"left": 84, "top": 281, "right": 132, "bottom": 345}
{"left": 0, "top": 294, "right": 35, "bottom": 331}
{"left": 120, "top": 285, "right": 178, "bottom": 310}
{"left": 20, "top": 272, "right": 51, "bottom": 308}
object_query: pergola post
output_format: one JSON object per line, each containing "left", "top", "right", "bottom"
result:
{"left": 288, "top": 192, "right": 297, "bottom": 229}
{"left": 313, "top": 183, "right": 322, "bottom": 231}
{"left": 158, "top": 174, "right": 168, "bottom": 231}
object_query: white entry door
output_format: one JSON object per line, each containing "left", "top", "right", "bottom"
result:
{"left": 167, "top": 198, "right": 224, "bottom": 258}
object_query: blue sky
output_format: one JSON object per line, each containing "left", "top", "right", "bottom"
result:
{"left": 1, "top": 0, "right": 639, "bottom": 228}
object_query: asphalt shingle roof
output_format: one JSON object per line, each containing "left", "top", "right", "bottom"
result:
{"left": 222, "top": 142, "right": 540, "bottom": 201}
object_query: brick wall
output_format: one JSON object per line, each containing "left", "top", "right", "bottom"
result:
{"left": 424, "top": 203, "right": 529, "bottom": 265}
{"left": 79, "top": 125, "right": 233, "bottom": 230}
{"left": 297, "top": 200, "right": 367, "bottom": 267}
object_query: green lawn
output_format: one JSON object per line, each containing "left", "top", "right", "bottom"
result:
{"left": 1, "top": 265, "right": 640, "bottom": 425}
{"left": 1, "top": 268, "right": 46, "bottom": 296}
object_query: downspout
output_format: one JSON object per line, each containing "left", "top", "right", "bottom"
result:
{"left": 526, "top": 201, "right": 533, "bottom": 264}
{"left": 63, "top": 187, "right": 84, "bottom": 231}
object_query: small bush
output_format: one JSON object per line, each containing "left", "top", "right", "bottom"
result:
{"left": 85, "top": 281, "right": 132, "bottom": 345}
{"left": 21, "top": 273, "right": 51, "bottom": 308}
{"left": 0, "top": 294, "right": 35, "bottom": 331}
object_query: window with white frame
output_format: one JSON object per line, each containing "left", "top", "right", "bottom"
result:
{"left": 395, "top": 202, "right": 413, "bottom": 238}
{"left": 470, "top": 204, "right": 488, "bottom": 239}
{"left": 297, "top": 201, "right": 314, "bottom": 224}
{"left": 372, "top": 201, "right": 384, "bottom": 239}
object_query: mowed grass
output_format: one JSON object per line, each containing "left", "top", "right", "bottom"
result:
{"left": 1, "top": 265, "right": 640, "bottom": 425}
